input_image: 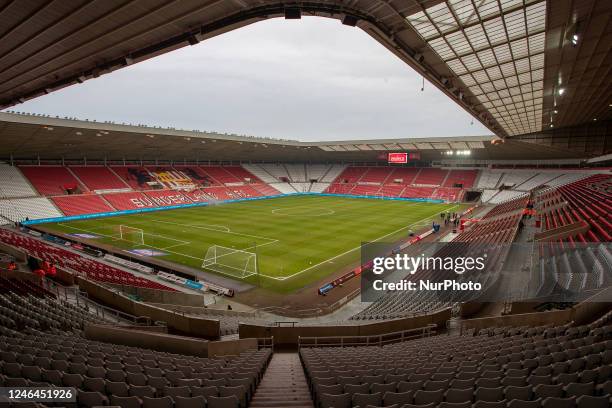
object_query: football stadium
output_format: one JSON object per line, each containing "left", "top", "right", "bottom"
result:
{"left": 0, "top": 1, "right": 610, "bottom": 408}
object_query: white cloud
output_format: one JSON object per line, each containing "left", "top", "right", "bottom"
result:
{"left": 6, "top": 16, "right": 490, "bottom": 141}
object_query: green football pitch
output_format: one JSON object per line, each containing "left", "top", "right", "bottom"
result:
{"left": 43, "top": 195, "right": 460, "bottom": 293}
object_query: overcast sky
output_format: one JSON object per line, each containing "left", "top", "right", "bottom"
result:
{"left": 7, "top": 16, "right": 490, "bottom": 141}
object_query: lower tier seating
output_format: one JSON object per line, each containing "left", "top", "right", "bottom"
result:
{"left": 0, "top": 280, "right": 272, "bottom": 408}
{"left": 0, "top": 229, "right": 176, "bottom": 292}
{"left": 302, "top": 315, "right": 612, "bottom": 408}
{"left": 52, "top": 195, "right": 115, "bottom": 216}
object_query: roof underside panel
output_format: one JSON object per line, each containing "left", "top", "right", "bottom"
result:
{"left": 406, "top": 0, "right": 547, "bottom": 136}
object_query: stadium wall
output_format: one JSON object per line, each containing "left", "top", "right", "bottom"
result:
{"left": 0, "top": 241, "right": 26, "bottom": 261}
{"left": 20, "top": 192, "right": 445, "bottom": 225}
{"left": 78, "top": 277, "right": 221, "bottom": 339}
{"left": 85, "top": 324, "right": 209, "bottom": 356}
{"left": 238, "top": 307, "right": 451, "bottom": 347}
{"left": 106, "top": 283, "right": 205, "bottom": 307}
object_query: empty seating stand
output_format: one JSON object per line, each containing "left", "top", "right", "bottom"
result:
{"left": 302, "top": 315, "right": 612, "bottom": 408}
{"left": 0, "top": 164, "right": 38, "bottom": 198}
{"left": 70, "top": 167, "right": 128, "bottom": 191}
{"left": 19, "top": 166, "right": 85, "bottom": 196}
{"left": 0, "top": 278, "right": 272, "bottom": 408}
{"left": 52, "top": 195, "right": 115, "bottom": 216}
{"left": 0, "top": 229, "right": 176, "bottom": 291}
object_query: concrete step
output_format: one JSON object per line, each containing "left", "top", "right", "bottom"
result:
{"left": 252, "top": 353, "right": 314, "bottom": 408}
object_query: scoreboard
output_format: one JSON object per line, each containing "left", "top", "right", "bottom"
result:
{"left": 388, "top": 152, "right": 420, "bottom": 163}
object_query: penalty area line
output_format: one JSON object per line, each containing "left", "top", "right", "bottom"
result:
{"left": 57, "top": 223, "right": 204, "bottom": 261}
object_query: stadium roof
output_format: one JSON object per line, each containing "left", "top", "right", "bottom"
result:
{"left": 0, "top": 0, "right": 610, "bottom": 141}
{"left": 0, "top": 112, "right": 597, "bottom": 162}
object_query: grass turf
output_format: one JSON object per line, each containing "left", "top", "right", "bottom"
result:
{"left": 43, "top": 195, "right": 460, "bottom": 293}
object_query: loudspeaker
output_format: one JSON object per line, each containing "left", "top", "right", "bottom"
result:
{"left": 285, "top": 8, "right": 301, "bottom": 19}
{"left": 342, "top": 15, "right": 359, "bottom": 26}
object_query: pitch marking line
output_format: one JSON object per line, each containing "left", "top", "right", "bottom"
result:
{"left": 257, "top": 204, "right": 461, "bottom": 281}
{"left": 150, "top": 219, "right": 278, "bottom": 245}
{"left": 57, "top": 223, "right": 200, "bottom": 259}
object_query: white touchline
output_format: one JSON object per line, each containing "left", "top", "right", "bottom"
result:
{"left": 258, "top": 204, "right": 461, "bottom": 281}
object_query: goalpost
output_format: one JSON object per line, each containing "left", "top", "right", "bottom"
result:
{"left": 202, "top": 245, "right": 258, "bottom": 279}
{"left": 117, "top": 225, "right": 145, "bottom": 245}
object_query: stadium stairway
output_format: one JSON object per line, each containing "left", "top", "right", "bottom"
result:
{"left": 250, "top": 352, "right": 314, "bottom": 408}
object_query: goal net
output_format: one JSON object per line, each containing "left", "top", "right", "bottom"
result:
{"left": 202, "top": 245, "right": 257, "bottom": 279}
{"left": 118, "top": 225, "right": 145, "bottom": 245}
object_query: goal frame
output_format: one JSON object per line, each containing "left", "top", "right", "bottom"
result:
{"left": 118, "top": 225, "right": 145, "bottom": 245}
{"left": 202, "top": 245, "right": 258, "bottom": 279}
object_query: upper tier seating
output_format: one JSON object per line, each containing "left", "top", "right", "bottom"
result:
{"left": 476, "top": 171, "right": 502, "bottom": 189}
{"left": 444, "top": 169, "right": 479, "bottom": 188}
{"left": 0, "top": 198, "right": 63, "bottom": 222}
{"left": 388, "top": 168, "right": 421, "bottom": 185}
{"left": 361, "top": 167, "right": 392, "bottom": 184}
{"left": 488, "top": 190, "right": 528, "bottom": 204}
{"left": 320, "top": 164, "right": 347, "bottom": 183}
{"left": 0, "top": 164, "right": 38, "bottom": 198}
{"left": 335, "top": 167, "right": 368, "bottom": 183}
{"left": 547, "top": 173, "right": 591, "bottom": 188}
{"left": 241, "top": 164, "right": 278, "bottom": 184}
{"left": 0, "top": 229, "right": 176, "bottom": 291}
{"left": 52, "top": 195, "right": 115, "bottom": 216}
{"left": 307, "top": 164, "right": 333, "bottom": 182}
{"left": 302, "top": 318, "right": 612, "bottom": 408}
{"left": 224, "top": 166, "right": 262, "bottom": 183}
{"left": 200, "top": 166, "right": 241, "bottom": 184}
{"left": 19, "top": 166, "right": 85, "bottom": 196}
{"left": 70, "top": 167, "right": 128, "bottom": 191}
{"left": 258, "top": 164, "right": 291, "bottom": 182}
{"left": 285, "top": 164, "right": 307, "bottom": 182}
{"left": 172, "top": 166, "right": 216, "bottom": 186}
{"left": 481, "top": 190, "right": 499, "bottom": 203}
{"left": 514, "top": 173, "right": 561, "bottom": 191}
{"left": 109, "top": 167, "right": 154, "bottom": 190}
{"left": 413, "top": 168, "right": 448, "bottom": 186}
{"left": 498, "top": 172, "right": 533, "bottom": 188}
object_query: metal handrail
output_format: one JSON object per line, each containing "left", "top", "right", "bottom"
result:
{"left": 43, "top": 277, "right": 161, "bottom": 326}
{"left": 298, "top": 324, "right": 436, "bottom": 350}
{"left": 257, "top": 336, "right": 274, "bottom": 352}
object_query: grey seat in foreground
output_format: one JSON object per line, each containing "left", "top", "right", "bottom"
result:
{"left": 110, "top": 395, "right": 142, "bottom": 408}
{"left": 142, "top": 396, "right": 173, "bottom": 408}
{"left": 207, "top": 395, "right": 240, "bottom": 408}
{"left": 174, "top": 396, "right": 206, "bottom": 408}
{"left": 319, "top": 392, "right": 351, "bottom": 408}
